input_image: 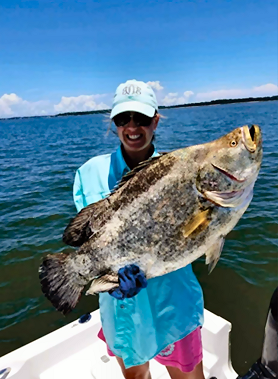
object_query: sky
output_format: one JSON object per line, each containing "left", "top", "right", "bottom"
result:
{"left": 0, "top": 0, "right": 277, "bottom": 118}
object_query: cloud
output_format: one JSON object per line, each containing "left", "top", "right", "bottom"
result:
{"left": 54, "top": 94, "right": 109, "bottom": 113}
{"left": 183, "top": 91, "right": 194, "bottom": 98}
{"left": 160, "top": 83, "right": 277, "bottom": 106}
{"left": 0, "top": 94, "right": 19, "bottom": 116}
{"left": 147, "top": 81, "right": 164, "bottom": 91}
{"left": 161, "top": 91, "right": 194, "bottom": 106}
{"left": 0, "top": 93, "right": 110, "bottom": 118}
{"left": 195, "top": 83, "right": 278, "bottom": 102}
{"left": 252, "top": 83, "right": 278, "bottom": 95}
{"left": 0, "top": 93, "right": 52, "bottom": 118}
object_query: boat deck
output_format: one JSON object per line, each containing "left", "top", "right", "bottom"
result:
{"left": 0, "top": 309, "right": 237, "bottom": 379}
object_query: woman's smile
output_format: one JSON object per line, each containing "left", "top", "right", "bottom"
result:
{"left": 126, "top": 133, "right": 142, "bottom": 141}
{"left": 122, "top": 127, "right": 147, "bottom": 149}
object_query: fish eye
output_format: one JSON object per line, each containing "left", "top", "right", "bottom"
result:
{"left": 230, "top": 140, "right": 237, "bottom": 147}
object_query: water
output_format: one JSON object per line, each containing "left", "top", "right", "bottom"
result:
{"left": 0, "top": 101, "right": 277, "bottom": 374}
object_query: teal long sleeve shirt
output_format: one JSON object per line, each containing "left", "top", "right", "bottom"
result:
{"left": 73, "top": 145, "right": 204, "bottom": 369}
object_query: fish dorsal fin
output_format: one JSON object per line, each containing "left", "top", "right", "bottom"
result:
{"left": 62, "top": 198, "right": 108, "bottom": 247}
{"left": 63, "top": 152, "right": 176, "bottom": 247}
{"left": 112, "top": 154, "right": 167, "bottom": 192}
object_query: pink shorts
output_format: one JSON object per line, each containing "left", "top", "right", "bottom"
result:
{"left": 97, "top": 327, "right": 203, "bottom": 373}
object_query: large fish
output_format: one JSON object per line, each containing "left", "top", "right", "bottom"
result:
{"left": 39, "top": 125, "right": 262, "bottom": 315}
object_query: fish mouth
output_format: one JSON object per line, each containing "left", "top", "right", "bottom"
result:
{"left": 241, "top": 125, "right": 260, "bottom": 153}
{"left": 211, "top": 164, "right": 246, "bottom": 183}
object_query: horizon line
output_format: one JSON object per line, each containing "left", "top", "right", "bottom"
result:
{"left": 1, "top": 95, "right": 277, "bottom": 121}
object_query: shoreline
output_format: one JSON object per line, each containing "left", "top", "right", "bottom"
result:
{"left": 1, "top": 95, "right": 277, "bottom": 121}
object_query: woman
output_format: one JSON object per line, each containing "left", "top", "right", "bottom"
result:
{"left": 73, "top": 80, "right": 205, "bottom": 379}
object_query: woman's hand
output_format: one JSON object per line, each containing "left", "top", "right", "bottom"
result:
{"left": 109, "top": 264, "right": 147, "bottom": 300}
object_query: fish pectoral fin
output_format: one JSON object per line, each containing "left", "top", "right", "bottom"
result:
{"left": 205, "top": 238, "right": 225, "bottom": 274}
{"left": 86, "top": 274, "right": 119, "bottom": 295}
{"left": 182, "top": 209, "right": 211, "bottom": 239}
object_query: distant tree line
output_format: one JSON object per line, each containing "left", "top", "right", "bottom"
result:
{"left": 54, "top": 109, "right": 110, "bottom": 117}
{"left": 158, "top": 95, "right": 278, "bottom": 109}
{"left": 54, "top": 95, "right": 278, "bottom": 116}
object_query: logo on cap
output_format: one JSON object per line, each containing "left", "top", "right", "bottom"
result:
{"left": 122, "top": 85, "right": 142, "bottom": 95}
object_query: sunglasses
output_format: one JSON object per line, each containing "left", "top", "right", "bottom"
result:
{"left": 113, "top": 112, "right": 156, "bottom": 127}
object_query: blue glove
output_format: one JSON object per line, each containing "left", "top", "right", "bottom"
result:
{"left": 109, "top": 264, "right": 147, "bottom": 300}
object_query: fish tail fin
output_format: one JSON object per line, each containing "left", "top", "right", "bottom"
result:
{"left": 39, "top": 253, "right": 85, "bottom": 315}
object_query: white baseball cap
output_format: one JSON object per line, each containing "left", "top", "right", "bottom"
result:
{"left": 110, "top": 79, "right": 158, "bottom": 119}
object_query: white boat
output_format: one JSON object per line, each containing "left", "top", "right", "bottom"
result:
{"left": 0, "top": 308, "right": 237, "bottom": 379}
